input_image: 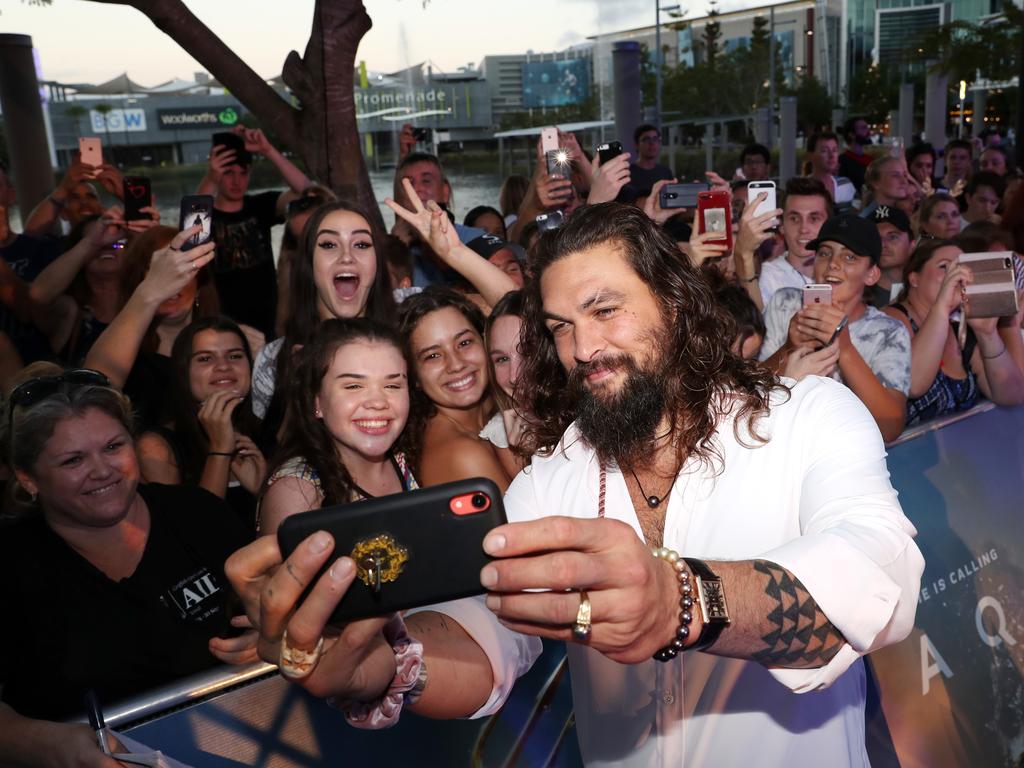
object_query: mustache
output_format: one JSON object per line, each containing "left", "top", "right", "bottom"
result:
{"left": 568, "top": 354, "right": 634, "bottom": 386}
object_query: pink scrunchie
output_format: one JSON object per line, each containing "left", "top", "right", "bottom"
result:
{"left": 336, "top": 614, "right": 424, "bottom": 729}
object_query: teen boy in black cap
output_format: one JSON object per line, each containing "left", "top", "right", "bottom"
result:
{"left": 760, "top": 214, "right": 911, "bottom": 441}
{"left": 869, "top": 205, "right": 913, "bottom": 309}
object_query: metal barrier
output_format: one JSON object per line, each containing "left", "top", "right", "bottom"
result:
{"left": 66, "top": 402, "right": 1022, "bottom": 767}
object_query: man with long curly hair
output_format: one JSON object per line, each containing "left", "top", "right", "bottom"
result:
{"left": 482, "top": 203, "right": 924, "bottom": 765}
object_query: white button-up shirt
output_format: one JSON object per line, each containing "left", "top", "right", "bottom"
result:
{"left": 490, "top": 376, "right": 923, "bottom": 766}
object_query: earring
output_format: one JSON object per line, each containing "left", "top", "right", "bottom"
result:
{"left": 315, "top": 409, "right": 322, "bottom": 417}
{"left": 30, "top": 491, "right": 37, "bottom": 503}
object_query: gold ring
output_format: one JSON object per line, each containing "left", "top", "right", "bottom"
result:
{"left": 278, "top": 629, "right": 324, "bottom": 680}
{"left": 572, "top": 590, "right": 592, "bottom": 641}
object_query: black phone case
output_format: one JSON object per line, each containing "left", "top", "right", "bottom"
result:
{"left": 178, "top": 195, "right": 214, "bottom": 252}
{"left": 597, "top": 142, "right": 623, "bottom": 165}
{"left": 277, "top": 478, "right": 506, "bottom": 623}
{"left": 123, "top": 176, "right": 151, "bottom": 221}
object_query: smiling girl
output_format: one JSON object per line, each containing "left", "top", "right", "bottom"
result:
{"left": 400, "top": 287, "right": 512, "bottom": 492}
{"left": 258, "top": 318, "right": 415, "bottom": 533}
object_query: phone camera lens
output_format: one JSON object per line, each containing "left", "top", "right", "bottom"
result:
{"left": 471, "top": 493, "right": 487, "bottom": 509}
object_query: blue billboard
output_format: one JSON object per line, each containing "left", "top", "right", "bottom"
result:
{"left": 521, "top": 59, "right": 590, "bottom": 108}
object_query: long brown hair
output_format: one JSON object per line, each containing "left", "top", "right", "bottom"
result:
{"left": 516, "top": 203, "right": 782, "bottom": 471}
{"left": 896, "top": 238, "right": 960, "bottom": 304}
{"left": 264, "top": 318, "right": 407, "bottom": 507}
{"left": 397, "top": 286, "right": 491, "bottom": 473}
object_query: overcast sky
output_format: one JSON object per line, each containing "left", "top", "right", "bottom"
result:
{"left": 0, "top": 0, "right": 764, "bottom": 86}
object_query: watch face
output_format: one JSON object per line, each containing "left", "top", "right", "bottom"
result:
{"left": 698, "top": 578, "right": 731, "bottom": 623}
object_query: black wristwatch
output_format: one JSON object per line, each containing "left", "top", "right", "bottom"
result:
{"left": 683, "top": 558, "right": 731, "bottom": 651}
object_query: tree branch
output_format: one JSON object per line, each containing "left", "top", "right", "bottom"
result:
{"left": 87, "top": 0, "right": 301, "bottom": 149}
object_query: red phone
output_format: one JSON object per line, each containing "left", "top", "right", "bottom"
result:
{"left": 697, "top": 190, "right": 733, "bottom": 249}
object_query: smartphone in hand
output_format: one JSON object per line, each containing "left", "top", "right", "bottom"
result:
{"left": 747, "top": 180, "right": 777, "bottom": 224}
{"left": 597, "top": 141, "right": 623, "bottom": 165}
{"left": 79, "top": 137, "right": 103, "bottom": 169}
{"left": 802, "top": 284, "right": 833, "bottom": 308}
{"left": 178, "top": 195, "right": 214, "bottom": 252}
{"left": 697, "top": 190, "right": 733, "bottom": 249}
{"left": 277, "top": 478, "right": 507, "bottom": 623}
{"left": 659, "top": 182, "right": 709, "bottom": 209}
{"left": 122, "top": 177, "right": 152, "bottom": 222}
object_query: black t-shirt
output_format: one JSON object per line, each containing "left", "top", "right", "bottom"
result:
{"left": 210, "top": 191, "right": 283, "bottom": 337}
{"left": 0, "top": 483, "right": 251, "bottom": 720}
{"left": 123, "top": 350, "right": 174, "bottom": 431}
{"left": 624, "top": 163, "right": 674, "bottom": 199}
{"left": 0, "top": 234, "right": 61, "bottom": 363}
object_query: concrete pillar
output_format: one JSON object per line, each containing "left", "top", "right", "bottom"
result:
{"left": 972, "top": 88, "right": 986, "bottom": 137}
{"left": 779, "top": 96, "right": 798, "bottom": 185}
{"left": 0, "top": 34, "right": 54, "bottom": 222}
{"left": 898, "top": 83, "right": 915, "bottom": 147}
{"left": 924, "top": 63, "right": 948, "bottom": 149}
{"left": 612, "top": 41, "right": 642, "bottom": 149}
{"left": 754, "top": 107, "right": 772, "bottom": 147}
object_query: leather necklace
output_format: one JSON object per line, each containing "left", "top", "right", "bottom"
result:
{"left": 629, "top": 467, "right": 673, "bottom": 508}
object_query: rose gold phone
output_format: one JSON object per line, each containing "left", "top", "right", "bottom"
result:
{"left": 802, "top": 284, "right": 833, "bottom": 308}
{"left": 541, "top": 126, "right": 559, "bottom": 156}
{"left": 79, "top": 137, "right": 103, "bottom": 168}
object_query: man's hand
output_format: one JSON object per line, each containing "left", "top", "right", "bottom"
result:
{"left": 586, "top": 152, "right": 631, "bottom": 205}
{"left": 207, "top": 144, "right": 237, "bottom": 184}
{"left": 790, "top": 305, "right": 850, "bottom": 351}
{"left": 399, "top": 123, "right": 417, "bottom": 160}
{"left": 481, "top": 516, "right": 684, "bottom": 664}
{"left": 224, "top": 533, "right": 396, "bottom": 701}
{"left": 94, "top": 164, "right": 125, "bottom": 200}
{"left": 235, "top": 125, "right": 273, "bottom": 156}
{"left": 783, "top": 343, "right": 841, "bottom": 380}
{"left": 536, "top": 173, "right": 573, "bottom": 210}
{"left": 643, "top": 179, "right": 680, "bottom": 225}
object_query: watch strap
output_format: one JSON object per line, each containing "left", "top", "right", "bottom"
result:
{"left": 683, "top": 557, "right": 730, "bottom": 652}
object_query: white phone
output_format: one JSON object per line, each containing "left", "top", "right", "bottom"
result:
{"left": 541, "top": 126, "right": 559, "bottom": 156}
{"left": 747, "top": 180, "right": 777, "bottom": 223}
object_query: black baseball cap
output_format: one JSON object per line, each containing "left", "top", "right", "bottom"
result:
{"left": 871, "top": 204, "right": 912, "bottom": 237}
{"left": 467, "top": 233, "right": 513, "bottom": 259}
{"left": 807, "top": 214, "right": 882, "bottom": 265}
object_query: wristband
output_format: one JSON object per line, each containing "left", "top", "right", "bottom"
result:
{"left": 48, "top": 195, "right": 66, "bottom": 210}
{"left": 739, "top": 273, "right": 760, "bottom": 283}
{"left": 981, "top": 345, "right": 1007, "bottom": 360}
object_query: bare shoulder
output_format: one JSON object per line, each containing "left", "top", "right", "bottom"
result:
{"left": 260, "top": 475, "right": 323, "bottom": 534}
{"left": 137, "top": 431, "right": 175, "bottom": 462}
{"left": 420, "top": 422, "right": 511, "bottom": 491}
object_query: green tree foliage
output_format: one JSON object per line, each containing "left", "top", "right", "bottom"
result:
{"left": 702, "top": 3, "right": 723, "bottom": 71}
{"left": 918, "top": 1, "right": 1021, "bottom": 84}
{"left": 791, "top": 72, "right": 834, "bottom": 134}
{"left": 846, "top": 63, "right": 898, "bottom": 124}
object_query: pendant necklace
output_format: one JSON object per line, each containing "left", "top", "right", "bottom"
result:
{"left": 629, "top": 467, "right": 672, "bottom": 509}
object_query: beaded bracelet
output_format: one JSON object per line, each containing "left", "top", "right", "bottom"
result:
{"left": 651, "top": 546, "right": 694, "bottom": 662}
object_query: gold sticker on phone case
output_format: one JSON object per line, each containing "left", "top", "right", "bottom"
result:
{"left": 351, "top": 534, "right": 409, "bottom": 591}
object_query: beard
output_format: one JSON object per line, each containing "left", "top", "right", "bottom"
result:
{"left": 570, "top": 352, "right": 668, "bottom": 469}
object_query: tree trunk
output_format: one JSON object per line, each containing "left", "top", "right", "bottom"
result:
{"left": 87, "top": 0, "right": 380, "bottom": 225}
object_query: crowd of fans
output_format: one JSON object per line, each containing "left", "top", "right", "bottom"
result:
{"left": 0, "top": 116, "right": 1021, "bottom": 762}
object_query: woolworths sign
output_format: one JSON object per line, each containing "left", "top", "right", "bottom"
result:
{"left": 156, "top": 106, "right": 241, "bottom": 130}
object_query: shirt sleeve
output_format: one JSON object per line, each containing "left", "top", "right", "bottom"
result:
{"left": 407, "top": 596, "right": 541, "bottom": 719}
{"left": 252, "top": 190, "right": 285, "bottom": 226}
{"left": 759, "top": 289, "right": 799, "bottom": 361}
{"left": 250, "top": 338, "right": 281, "bottom": 419}
{"left": 863, "top": 316, "right": 912, "bottom": 395}
{"left": 755, "top": 380, "right": 924, "bottom": 693}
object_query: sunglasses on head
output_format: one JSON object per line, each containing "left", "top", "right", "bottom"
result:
{"left": 7, "top": 369, "right": 112, "bottom": 430}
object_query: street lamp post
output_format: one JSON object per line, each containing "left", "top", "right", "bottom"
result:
{"left": 655, "top": 0, "right": 681, "bottom": 131}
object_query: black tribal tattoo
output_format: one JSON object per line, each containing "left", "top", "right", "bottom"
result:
{"left": 751, "top": 560, "right": 845, "bottom": 667}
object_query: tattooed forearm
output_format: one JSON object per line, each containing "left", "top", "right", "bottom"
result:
{"left": 749, "top": 560, "right": 845, "bottom": 668}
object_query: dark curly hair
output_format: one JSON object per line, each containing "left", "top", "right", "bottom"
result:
{"left": 397, "top": 286, "right": 491, "bottom": 473}
{"left": 516, "top": 202, "right": 783, "bottom": 471}
{"left": 264, "top": 317, "right": 406, "bottom": 509}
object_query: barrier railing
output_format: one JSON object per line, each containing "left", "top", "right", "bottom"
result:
{"left": 67, "top": 402, "right": 1023, "bottom": 767}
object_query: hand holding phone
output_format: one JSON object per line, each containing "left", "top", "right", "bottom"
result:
{"left": 122, "top": 177, "right": 152, "bottom": 222}
{"left": 277, "top": 479, "right": 506, "bottom": 623}
{"left": 596, "top": 141, "right": 623, "bottom": 166}
{"left": 541, "top": 126, "right": 560, "bottom": 156}
{"left": 178, "top": 195, "right": 214, "bottom": 252}
{"left": 660, "top": 182, "right": 709, "bottom": 210}
{"left": 697, "top": 190, "right": 733, "bottom": 249}
{"left": 747, "top": 180, "right": 777, "bottom": 224}
{"left": 802, "top": 284, "right": 833, "bottom": 308}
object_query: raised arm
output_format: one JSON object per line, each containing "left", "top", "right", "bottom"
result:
{"left": 29, "top": 209, "right": 124, "bottom": 306}
{"left": 85, "top": 226, "right": 214, "bottom": 388}
{"left": 385, "top": 180, "right": 517, "bottom": 307}
{"left": 969, "top": 315, "right": 1024, "bottom": 405}
{"left": 22, "top": 161, "right": 95, "bottom": 237}
{"left": 238, "top": 126, "right": 311, "bottom": 209}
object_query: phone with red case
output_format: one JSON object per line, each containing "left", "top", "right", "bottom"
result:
{"left": 277, "top": 478, "right": 506, "bottom": 624}
{"left": 697, "top": 190, "right": 733, "bottom": 249}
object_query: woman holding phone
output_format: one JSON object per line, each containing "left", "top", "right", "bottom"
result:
{"left": 257, "top": 318, "right": 415, "bottom": 534}
{"left": 883, "top": 239, "right": 1024, "bottom": 424}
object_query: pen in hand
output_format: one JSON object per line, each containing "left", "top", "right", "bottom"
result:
{"left": 85, "top": 689, "right": 110, "bottom": 756}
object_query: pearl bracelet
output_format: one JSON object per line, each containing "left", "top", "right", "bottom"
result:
{"left": 651, "top": 546, "right": 694, "bottom": 662}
